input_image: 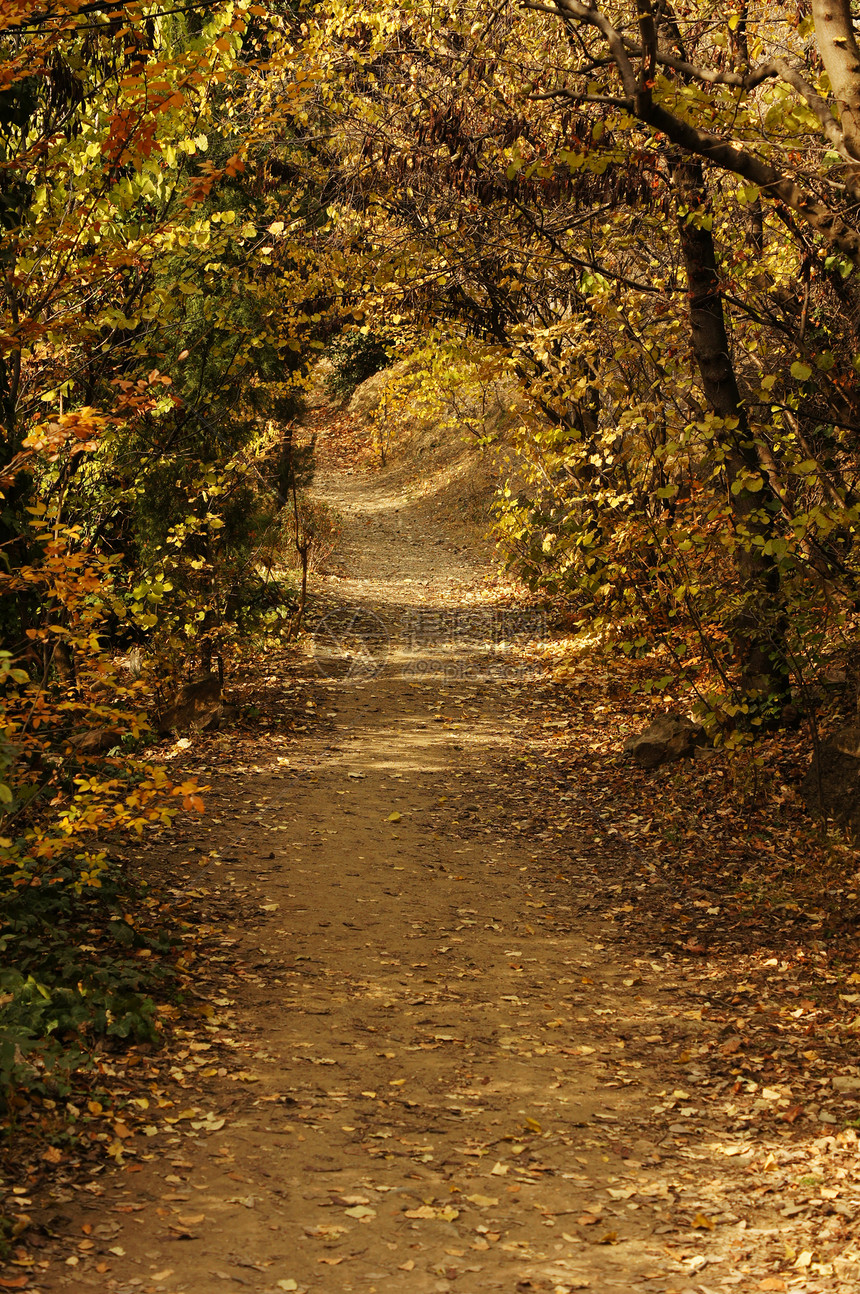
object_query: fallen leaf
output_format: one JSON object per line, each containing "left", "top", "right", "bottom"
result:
{"left": 758, "top": 1281, "right": 787, "bottom": 1292}
{"left": 465, "top": 1194, "right": 499, "bottom": 1207}
{"left": 386, "top": 811, "right": 402, "bottom": 823}
{"left": 10, "top": 1215, "right": 31, "bottom": 1243}
{"left": 190, "top": 1116, "right": 226, "bottom": 1131}
{"left": 693, "top": 1213, "right": 715, "bottom": 1230}
{"left": 343, "top": 1205, "right": 376, "bottom": 1219}
{"left": 403, "top": 1204, "right": 459, "bottom": 1221}
{"left": 177, "top": 1214, "right": 206, "bottom": 1227}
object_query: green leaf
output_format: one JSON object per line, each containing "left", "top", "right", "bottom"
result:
{"left": 790, "top": 361, "right": 812, "bottom": 381}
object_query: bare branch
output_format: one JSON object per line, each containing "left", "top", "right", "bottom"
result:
{"left": 548, "top": 0, "right": 639, "bottom": 99}
{"left": 640, "top": 99, "right": 860, "bottom": 265}
{"left": 528, "top": 87, "right": 633, "bottom": 107}
{"left": 770, "top": 57, "right": 849, "bottom": 163}
{"left": 523, "top": 0, "right": 860, "bottom": 264}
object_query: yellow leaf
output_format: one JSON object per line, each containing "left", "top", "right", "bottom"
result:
{"left": 693, "top": 1212, "right": 714, "bottom": 1230}
{"left": 386, "top": 811, "right": 402, "bottom": 823}
{"left": 344, "top": 1205, "right": 375, "bottom": 1219}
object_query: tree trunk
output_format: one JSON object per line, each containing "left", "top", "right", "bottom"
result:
{"left": 673, "top": 161, "right": 787, "bottom": 696}
{"left": 811, "top": 0, "right": 860, "bottom": 162}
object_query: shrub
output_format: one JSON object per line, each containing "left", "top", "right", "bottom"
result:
{"left": 324, "top": 331, "right": 389, "bottom": 401}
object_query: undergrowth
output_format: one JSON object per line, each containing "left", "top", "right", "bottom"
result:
{"left": 0, "top": 856, "right": 175, "bottom": 1119}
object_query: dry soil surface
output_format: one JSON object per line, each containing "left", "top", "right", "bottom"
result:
{"left": 30, "top": 446, "right": 837, "bottom": 1294}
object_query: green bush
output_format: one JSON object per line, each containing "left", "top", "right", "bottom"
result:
{"left": 0, "top": 861, "right": 173, "bottom": 1112}
{"left": 325, "top": 331, "right": 389, "bottom": 401}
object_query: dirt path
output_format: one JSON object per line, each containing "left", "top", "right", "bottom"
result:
{"left": 31, "top": 451, "right": 854, "bottom": 1293}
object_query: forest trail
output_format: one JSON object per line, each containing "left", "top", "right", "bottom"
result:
{"left": 34, "top": 433, "right": 832, "bottom": 1294}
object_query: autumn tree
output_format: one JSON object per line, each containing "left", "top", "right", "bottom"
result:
{"left": 0, "top": 0, "right": 338, "bottom": 1098}
{"left": 273, "top": 0, "right": 860, "bottom": 724}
